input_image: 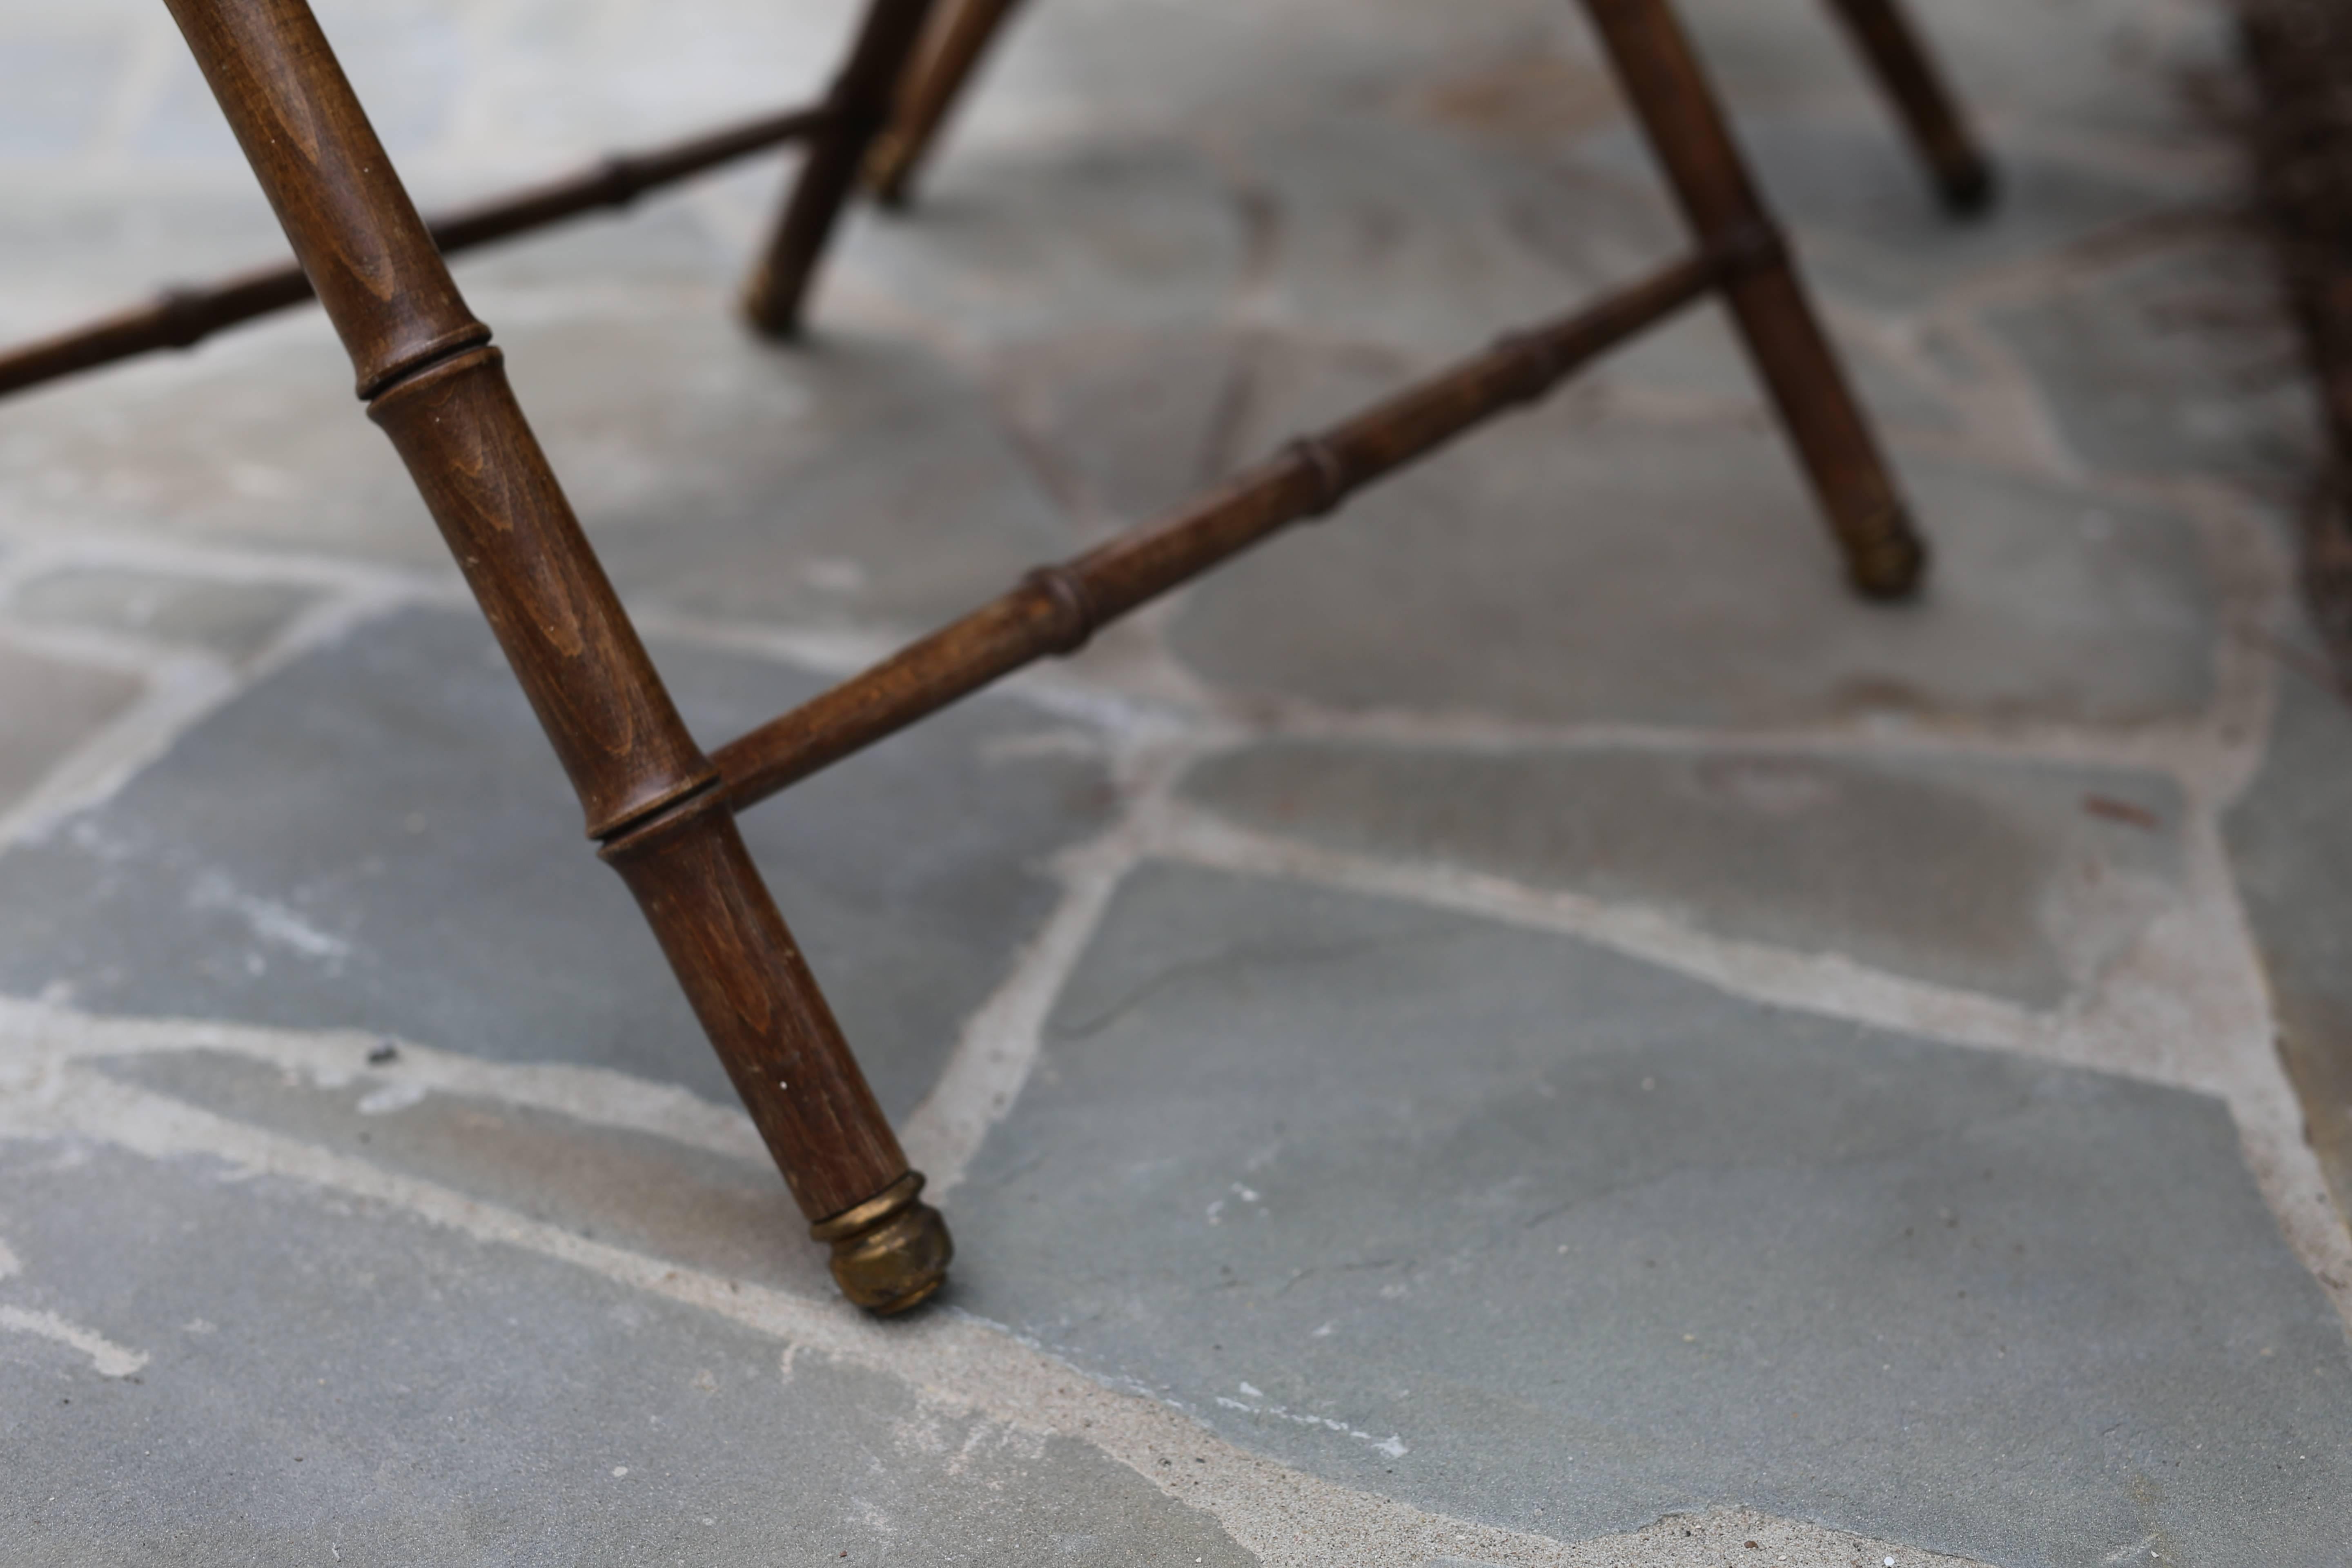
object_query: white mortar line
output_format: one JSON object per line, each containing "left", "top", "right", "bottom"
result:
{"left": 1155, "top": 803, "right": 2056, "bottom": 1049}
{"left": 0, "top": 999, "right": 770, "bottom": 1168}
{"left": 0, "top": 651, "right": 236, "bottom": 853}
{"left": 901, "top": 733, "right": 1194, "bottom": 1193}
{"left": 0, "top": 577, "right": 420, "bottom": 854}
{"left": 0, "top": 528, "right": 461, "bottom": 599}
{"left": 0, "top": 1305, "right": 149, "bottom": 1379}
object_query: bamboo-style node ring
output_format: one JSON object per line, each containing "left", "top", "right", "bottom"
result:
{"left": 1022, "top": 564, "right": 1101, "bottom": 655}
{"left": 1285, "top": 436, "right": 1354, "bottom": 518}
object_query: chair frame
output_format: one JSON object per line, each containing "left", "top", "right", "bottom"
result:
{"left": 33, "top": 0, "right": 1989, "bottom": 1312}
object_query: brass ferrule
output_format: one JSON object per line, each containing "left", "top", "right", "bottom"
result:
{"left": 811, "top": 1172, "right": 953, "bottom": 1315}
{"left": 1844, "top": 508, "right": 1929, "bottom": 601}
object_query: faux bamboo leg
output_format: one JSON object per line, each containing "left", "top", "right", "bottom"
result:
{"left": 1820, "top": 0, "right": 1993, "bottom": 214}
{"left": 866, "top": 0, "right": 1030, "bottom": 207}
{"left": 160, "top": 0, "right": 949, "bottom": 1314}
{"left": 1579, "top": 0, "right": 1927, "bottom": 599}
{"left": 741, "top": 0, "right": 939, "bottom": 337}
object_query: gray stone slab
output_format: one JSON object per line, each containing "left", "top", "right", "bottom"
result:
{"left": 1226, "top": 95, "right": 1946, "bottom": 436}
{"left": 133, "top": 2, "right": 468, "bottom": 162}
{"left": 1735, "top": 0, "right": 2234, "bottom": 152}
{"left": 0, "top": 188, "right": 289, "bottom": 346}
{"left": 0, "top": 39, "right": 127, "bottom": 156}
{"left": 856, "top": 0, "right": 1544, "bottom": 242}
{"left": 0, "top": 641, "right": 141, "bottom": 816}
{"left": 1988, "top": 237, "right": 2319, "bottom": 487}
{"left": 0, "top": 1140, "right": 1252, "bottom": 1567}
{"left": 10, "top": 570, "right": 312, "bottom": 664}
{"left": 1227, "top": 110, "right": 1678, "bottom": 367}
{"left": 1395, "top": 44, "right": 1625, "bottom": 158}
{"left": 986, "top": 327, "right": 1251, "bottom": 530}
{"left": 1571, "top": 112, "right": 2190, "bottom": 312}
{"left": 2225, "top": 665, "right": 2352, "bottom": 1220}
{"left": 0, "top": 312, "right": 426, "bottom": 563}
{"left": 0, "top": 606, "right": 1115, "bottom": 1119}
{"left": 839, "top": 138, "right": 1246, "bottom": 350}
{"left": 1171, "top": 388, "right": 2217, "bottom": 728}
{"left": 0, "top": 298, "right": 1079, "bottom": 628}
{"left": 1584, "top": 302, "right": 1964, "bottom": 440}
{"left": 513, "top": 311, "right": 1081, "bottom": 630}
{"left": 97, "top": 1045, "right": 837, "bottom": 1300}
{"left": 951, "top": 861, "right": 2352, "bottom": 1567}
{"left": 441, "top": 197, "right": 731, "bottom": 290}
{"left": 1184, "top": 741, "right": 2184, "bottom": 1009}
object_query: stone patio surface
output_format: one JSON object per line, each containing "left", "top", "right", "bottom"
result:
{"left": 2, "top": 1, "right": 2349, "bottom": 1564}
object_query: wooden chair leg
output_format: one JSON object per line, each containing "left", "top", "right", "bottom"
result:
{"left": 162, "top": 0, "right": 950, "bottom": 1314}
{"left": 741, "top": 0, "right": 940, "bottom": 338}
{"left": 1820, "top": 0, "right": 1993, "bottom": 214}
{"left": 1579, "top": 0, "right": 1926, "bottom": 599}
{"left": 866, "top": 0, "right": 1030, "bottom": 208}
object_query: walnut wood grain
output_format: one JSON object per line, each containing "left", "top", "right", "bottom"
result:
{"left": 366, "top": 347, "right": 714, "bottom": 838}
{"left": 598, "top": 791, "right": 906, "bottom": 1221}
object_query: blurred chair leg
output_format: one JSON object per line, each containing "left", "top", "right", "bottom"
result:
{"left": 868, "top": 0, "right": 1031, "bottom": 207}
{"left": 1580, "top": 0, "right": 1928, "bottom": 599}
{"left": 742, "top": 0, "right": 940, "bottom": 337}
{"left": 1820, "top": 0, "right": 1995, "bottom": 214}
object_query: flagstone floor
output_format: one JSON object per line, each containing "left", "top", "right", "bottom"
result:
{"left": 2, "top": 1, "right": 2349, "bottom": 1564}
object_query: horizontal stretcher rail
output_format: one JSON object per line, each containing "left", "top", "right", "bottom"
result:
{"left": 713, "top": 247, "right": 1726, "bottom": 809}
{"left": 0, "top": 101, "right": 835, "bottom": 400}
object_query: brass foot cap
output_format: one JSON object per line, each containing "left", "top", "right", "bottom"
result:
{"left": 1847, "top": 513, "right": 1930, "bottom": 602}
{"left": 813, "top": 1172, "right": 953, "bottom": 1316}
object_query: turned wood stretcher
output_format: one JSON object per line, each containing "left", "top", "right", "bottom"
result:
{"left": 20, "top": 0, "right": 1989, "bottom": 1312}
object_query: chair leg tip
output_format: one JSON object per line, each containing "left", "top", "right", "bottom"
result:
{"left": 864, "top": 138, "right": 919, "bottom": 210}
{"left": 738, "top": 274, "right": 807, "bottom": 342}
{"left": 1847, "top": 518, "right": 1930, "bottom": 602}
{"left": 740, "top": 302, "right": 804, "bottom": 343}
{"left": 1936, "top": 158, "right": 1997, "bottom": 218}
{"left": 815, "top": 1172, "right": 954, "bottom": 1316}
